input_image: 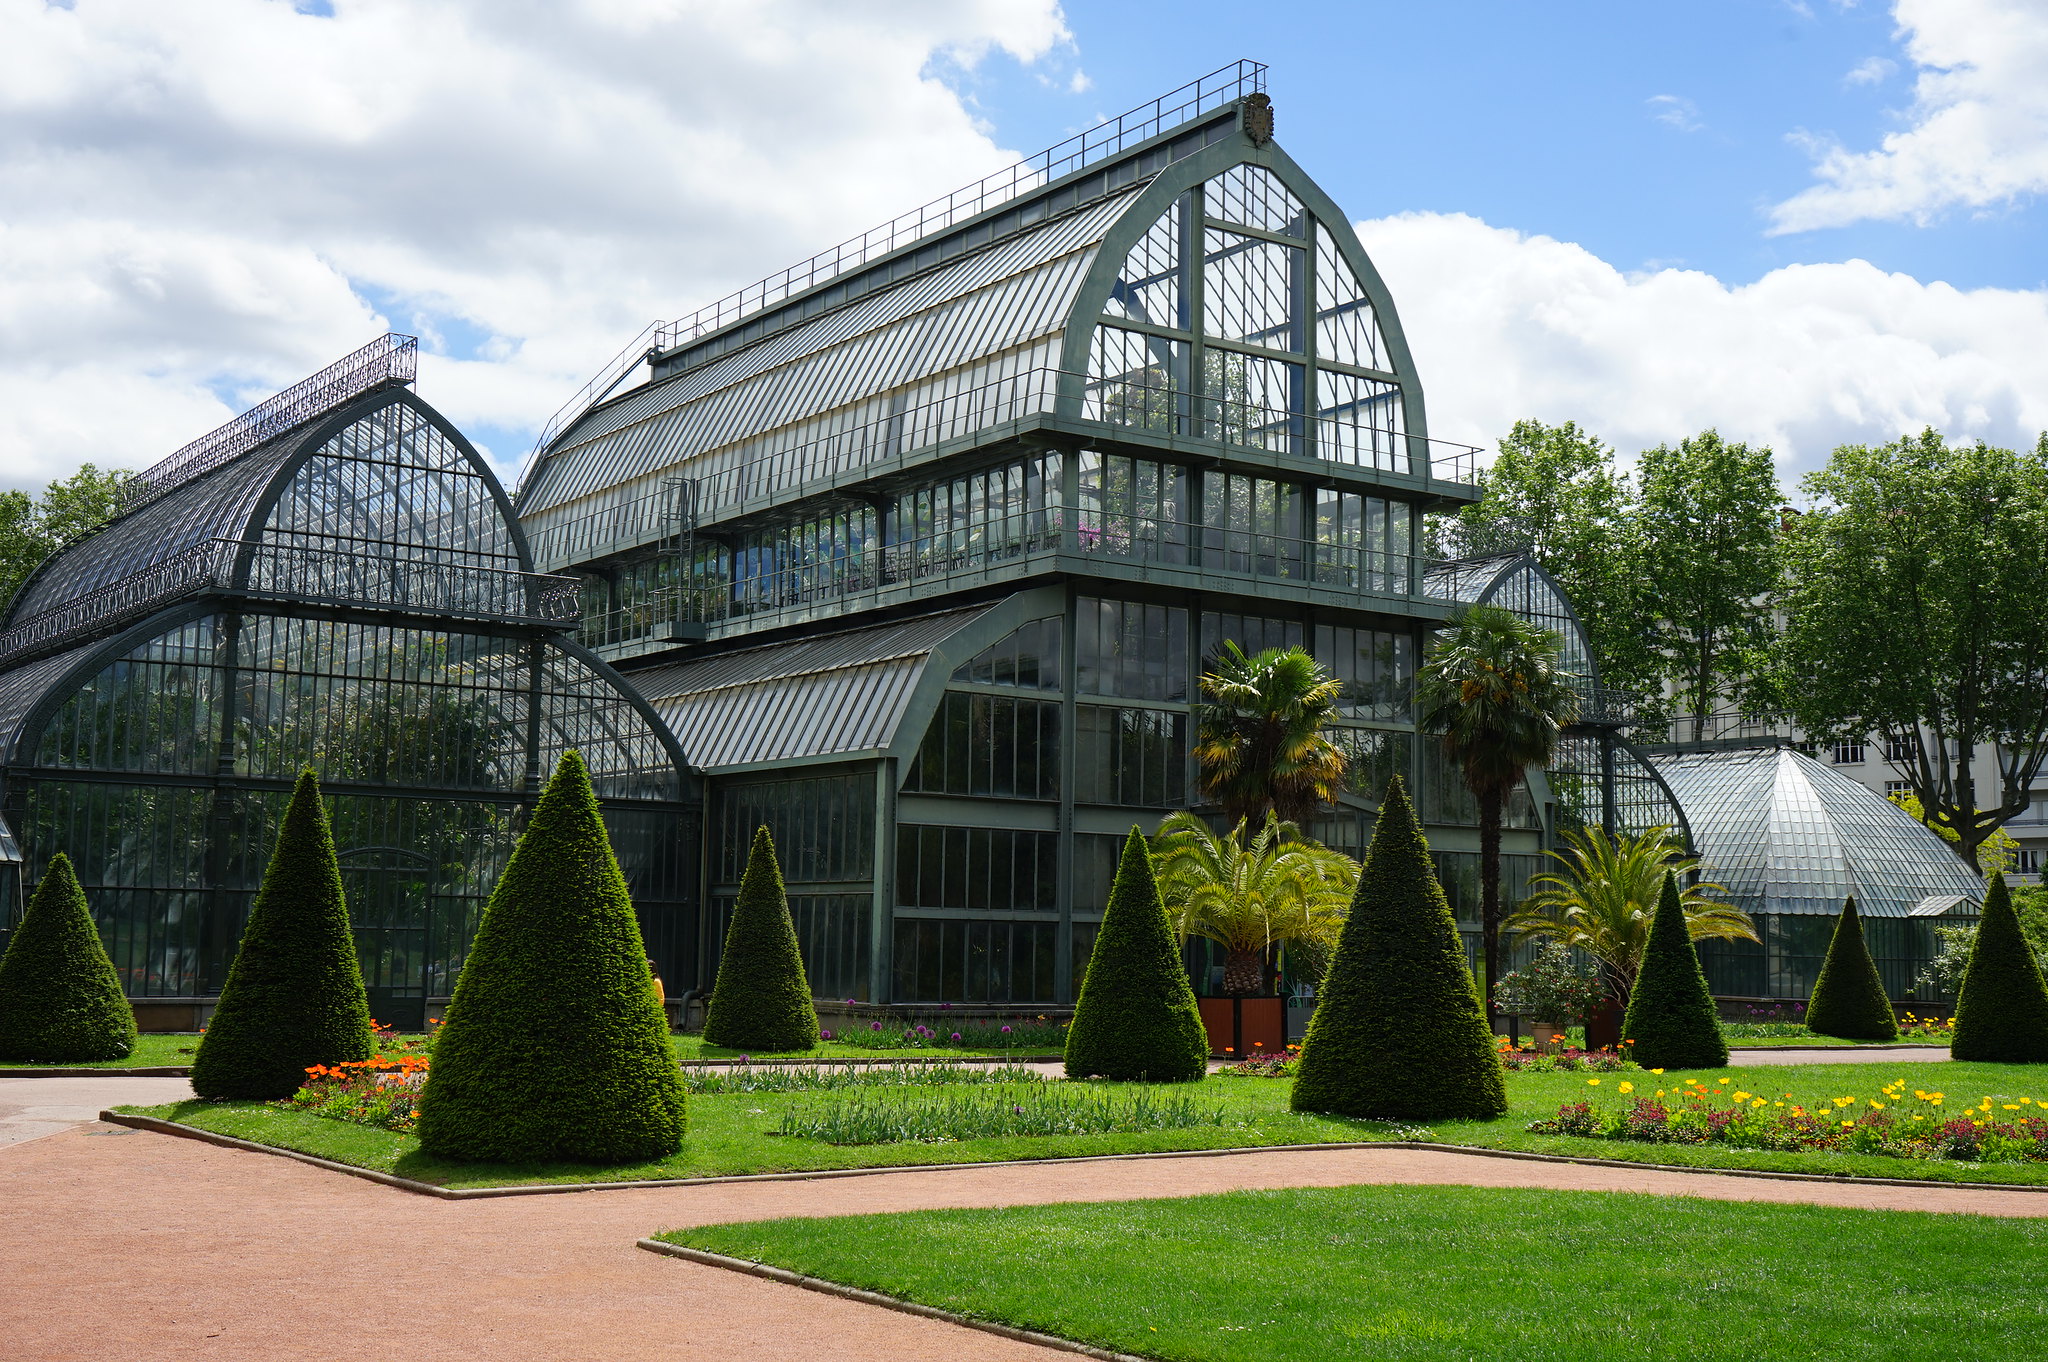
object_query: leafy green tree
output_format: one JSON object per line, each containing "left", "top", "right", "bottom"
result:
{"left": 1887, "top": 790, "right": 2018, "bottom": 876}
{"left": 0, "top": 854, "right": 137, "bottom": 1063}
{"left": 1150, "top": 811, "right": 1356, "bottom": 995}
{"left": 1415, "top": 603, "right": 1581, "bottom": 1015}
{"left": 1805, "top": 898, "right": 1899, "bottom": 1041}
{"left": 1619, "top": 872, "right": 1729, "bottom": 1069}
{"left": 1635, "top": 431, "right": 1782, "bottom": 740}
{"left": 1065, "top": 829, "right": 1208, "bottom": 1082}
{"left": 1193, "top": 643, "right": 1347, "bottom": 825}
{"left": 416, "top": 750, "right": 685, "bottom": 1162}
{"left": 1505, "top": 825, "right": 1755, "bottom": 1009}
{"left": 701, "top": 827, "right": 819, "bottom": 1053}
{"left": 191, "top": 770, "right": 375, "bottom": 1099}
{"left": 1291, "top": 776, "right": 1505, "bottom": 1120}
{"left": 1775, "top": 431, "right": 2048, "bottom": 868}
{"left": 0, "top": 464, "right": 131, "bottom": 613}
{"left": 1950, "top": 873, "right": 2048, "bottom": 1063}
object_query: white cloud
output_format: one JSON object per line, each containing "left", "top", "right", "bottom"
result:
{"left": 1843, "top": 55, "right": 1897, "bottom": 86}
{"left": 1357, "top": 211, "right": 2048, "bottom": 477}
{"left": 1647, "top": 94, "right": 1702, "bottom": 133}
{"left": 1770, "top": 0, "right": 2048, "bottom": 232}
{"left": 0, "top": 0, "right": 1071, "bottom": 489}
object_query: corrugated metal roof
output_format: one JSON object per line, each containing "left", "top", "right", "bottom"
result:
{"left": 629, "top": 607, "right": 990, "bottom": 770}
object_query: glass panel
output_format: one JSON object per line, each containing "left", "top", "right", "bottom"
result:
{"left": 1200, "top": 473, "right": 1304, "bottom": 579}
{"left": 1315, "top": 228, "right": 1388, "bottom": 371}
{"left": 709, "top": 891, "right": 872, "bottom": 1002}
{"left": 1086, "top": 326, "right": 1186, "bottom": 432}
{"left": 712, "top": 773, "right": 875, "bottom": 884}
{"left": 1313, "top": 624, "right": 1416, "bottom": 721}
{"left": 1198, "top": 611, "right": 1303, "bottom": 664}
{"left": 951, "top": 618, "right": 1063, "bottom": 690}
{"left": 896, "top": 826, "right": 1057, "bottom": 911}
{"left": 1203, "top": 228, "right": 1305, "bottom": 353}
{"left": 890, "top": 917, "right": 1060, "bottom": 1003}
{"left": 1074, "top": 597, "right": 1188, "bottom": 701}
{"left": 1074, "top": 452, "right": 1190, "bottom": 566}
{"left": 1316, "top": 370, "right": 1405, "bottom": 472}
{"left": 1102, "top": 197, "right": 1186, "bottom": 330}
{"left": 1206, "top": 164, "right": 1306, "bottom": 238}
{"left": 903, "top": 692, "right": 1060, "bottom": 800}
{"left": 1201, "top": 350, "right": 1303, "bottom": 454}
{"left": 1074, "top": 705, "right": 1187, "bottom": 807}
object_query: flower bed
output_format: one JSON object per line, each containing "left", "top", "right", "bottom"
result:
{"left": 682, "top": 1061, "right": 1044, "bottom": 1094}
{"left": 284, "top": 1055, "right": 429, "bottom": 1133}
{"left": 1215, "top": 1046, "right": 1298, "bottom": 1077}
{"left": 774, "top": 1084, "right": 1230, "bottom": 1145}
{"left": 1496, "top": 1039, "right": 1639, "bottom": 1073}
{"left": 822, "top": 1009, "right": 1069, "bottom": 1051}
{"left": 1530, "top": 1074, "right": 2048, "bottom": 1164}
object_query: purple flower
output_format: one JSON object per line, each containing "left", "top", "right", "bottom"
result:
{"left": 871, "top": 1021, "right": 883, "bottom": 1031}
{"left": 820, "top": 1029, "right": 834, "bottom": 1040}
{"left": 1001, "top": 1025, "right": 1012, "bottom": 1034}
{"left": 950, "top": 1032, "right": 961, "bottom": 1041}
{"left": 940, "top": 1002, "right": 952, "bottom": 1010}
{"left": 846, "top": 998, "right": 856, "bottom": 1004}
{"left": 738, "top": 1055, "right": 750, "bottom": 1063}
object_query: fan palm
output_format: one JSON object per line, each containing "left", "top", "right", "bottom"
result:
{"left": 1414, "top": 603, "right": 1581, "bottom": 1017}
{"left": 1193, "top": 643, "right": 1347, "bottom": 825}
{"left": 1504, "top": 824, "right": 1756, "bottom": 1007}
{"left": 1151, "top": 811, "right": 1358, "bottom": 995}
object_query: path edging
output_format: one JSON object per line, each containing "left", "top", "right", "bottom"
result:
{"left": 10, "top": 1053, "right": 1063, "bottom": 1079}
{"left": 98, "top": 1110, "right": 2048, "bottom": 1202}
{"left": 0, "top": 1066, "right": 194, "bottom": 1078}
{"left": 636, "top": 1238, "right": 1149, "bottom": 1362}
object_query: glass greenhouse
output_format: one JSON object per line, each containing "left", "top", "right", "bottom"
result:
{"left": 0, "top": 336, "right": 695, "bottom": 1028}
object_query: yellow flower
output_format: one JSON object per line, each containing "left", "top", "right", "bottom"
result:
{"left": 1841, "top": 1120, "right": 1855, "bottom": 1128}
{"left": 1751, "top": 1099, "right": 1766, "bottom": 1109}
{"left": 1618, "top": 1082, "right": 1634, "bottom": 1094}
{"left": 1870, "top": 1101, "right": 1885, "bottom": 1110}
{"left": 1718, "top": 1077, "right": 1730, "bottom": 1085}
{"left": 1650, "top": 1068, "right": 1664, "bottom": 1075}
{"left": 1656, "top": 1090, "right": 1666, "bottom": 1098}
{"left": 1733, "top": 1091, "right": 1751, "bottom": 1102}
{"left": 1587, "top": 1078, "right": 1601, "bottom": 1086}
{"left": 2004, "top": 1104, "right": 2022, "bottom": 1110}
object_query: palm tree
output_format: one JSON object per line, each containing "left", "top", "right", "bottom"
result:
{"left": 1414, "top": 603, "right": 1581, "bottom": 1018}
{"left": 1151, "top": 811, "right": 1358, "bottom": 995}
{"left": 1504, "top": 824, "right": 1756, "bottom": 1007}
{"left": 1193, "top": 643, "right": 1347, "bottom": 825}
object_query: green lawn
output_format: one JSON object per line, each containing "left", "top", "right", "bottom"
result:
{"left": 0, "top": 1032, "right": 205, "bottom": 1069}
{"left": 116, "top": 1058, "right": 2048, "bottom": 1190}
{"left": 660, "top": 1183, "right": 2048, "bottom": 1362}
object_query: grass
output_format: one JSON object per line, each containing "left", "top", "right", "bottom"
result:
{"left": 115, "top": 1058, "right": 2048, "bottom": 1190}
{"left": 0, "top": 1032, "right": 205, "bottom": 1069}
{"left": 658, "top": 1183, "right": 2048, "bottom": 1362}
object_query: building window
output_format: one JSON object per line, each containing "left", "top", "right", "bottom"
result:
{"left": 1201, "top": 472, "right": 1304, "bottom": 578}
{"left": 1311, "top": 489, "right": 1412, "bottom": 593}
{"left": 1885, "top": 780, "right": 1914, "bottom": 798}
{"left": 903, "top": 692, "right": 1060, "bottom": 800}
{"left": 1315, "top": 624, "right": 1416, "bottom": 722}
{"left": 1885, "top": 735, "right": 1915, "bottom": 764}
{"left": 2015, "top": 849, "right": 2043, "bottom": 874}
{"left": 952, "top": 618, "right": 1062, "bottom": 690}
{"left": 897, "top": 826, "right": 1057, "bottom": 912}
{"left": 891, "top": 918, "right": 1059, "bottom": 1003}
{"left": 1199, "top": 611, "right": 1302, "bottom": 664}
{"left": 1075, "top": 706, "right": 1186, "bottom": 807}
{"left": 1833, "top": 740, "right": 1866, "bottom": 765}
{"left": 709, "top": 892, "right": 871, "bottom": 1001}
{"left": 1075, "top": 597, "right": 1189, "bottom": 700}
{"left": 1071, "top": 833, "right": 1129, "bottom": 914}
{"left": 1075, "top": 451, "right": 1189, "bottom": 565}
{"left": 713, "top": 774, "right": 875, "bottom": 884}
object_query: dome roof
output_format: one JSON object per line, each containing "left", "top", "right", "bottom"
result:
{"left": 1650, "top": 744, "right": 1984, "bottom": 918}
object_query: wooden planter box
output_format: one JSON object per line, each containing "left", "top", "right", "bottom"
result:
{"left": 1198, "top": 996, "right": 1285, "bottom": 1058}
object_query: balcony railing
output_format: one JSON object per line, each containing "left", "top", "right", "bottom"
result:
{"left": 525, "top": 367, "right": 1481, "bottom": 571}
{"left": 0, "top": 536, "right": 579, "bottom": 669}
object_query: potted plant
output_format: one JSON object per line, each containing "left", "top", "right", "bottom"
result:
{"left": 1492, "top": 941, "right": 1604, "bottom": 1046}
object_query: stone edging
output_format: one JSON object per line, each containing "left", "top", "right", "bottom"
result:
{"left": 96, "top": 1110, "right": 2048, "bottom": 1203}
{"left": 635, "top": 1238, "right": 1149, "bottom": 1360}
{"left": 0, "top": 1066, "right": 194, "bottom": 1078}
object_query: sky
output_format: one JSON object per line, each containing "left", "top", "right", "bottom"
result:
{"left": 0, "top": 0, "right": 2043, "bottom": 494}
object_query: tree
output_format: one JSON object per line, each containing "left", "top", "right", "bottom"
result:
{"left": 1290, "top": 775, "right": 1505, "bottom": 1120}
{"left": 1804, "top": 897, "right": 1899, "bottom": 1041}
{"left": 1505, "top": 825, "right": 1756, "bottom": 1009}
{"left": 190, "top": 770, "right": 375, "bottom": 1100}
{"left": 0, "top": 464, "right": 131, "bottom": 612}
{"left": 1775, "top": 431, "right": 2048, "bottom": 868}
{"left": 1919, "top": 885, "right": 2048, "bottom": 998}
{"left": 0, "top": 854, "right": 137, "bottom": 1063}
{"left": 1414, "top": 603, "right": 1581, "bottom": 1017}
{"left": 1950, "top": 873, "right": 2048, "bottom": 1063}
{"left": 1192, "top": 643, "right": 1347, "bottom": 826}
{"left": 416, "top": 750, "right": 686, "bottom": 1162}
{"left": 1888, "top": 791, "right": 2019, "bottom": 877}
{"left": 1635, "top": 431, "right": 1782, "bottom": 740}
{"left": 701, "top": 827, "right": 819, "bottom": 1053}
{"left": 1619, "top": 871, "right": 1729, "bottom": 1070}
{"left": 1064, "top": 828, "right": 1208, "bottom": 1082}
{"left": 1150, "top": 810, "right": 1356, "bottom": 994}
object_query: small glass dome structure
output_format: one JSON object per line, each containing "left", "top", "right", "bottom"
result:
{"left": 1651, "top": 743, "right": 1983, "bottom": 1002}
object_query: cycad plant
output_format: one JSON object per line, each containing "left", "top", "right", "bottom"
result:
{"left": 1150, "top": 810, "right": 1356, "bottom": 995}
{"left": 1193, "top": 643, "right": 1347, "bottom": 825}
{"left": 1414, "top": 604, "right": 1581, "bottom": 1016}
{"left": 1503, "top": 824, "right": 1755, "bottom": 1009}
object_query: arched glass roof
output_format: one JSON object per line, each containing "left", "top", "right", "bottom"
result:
{"left": 1651, "top": 745, "right": 1984, "bottom": 919}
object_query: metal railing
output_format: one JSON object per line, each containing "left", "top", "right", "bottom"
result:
{"left": 525, "top": 366, "right": 1481, "bottom": 571}
{"left": 0, "top": 535, "right": 579, "bottom": 669}
{"left": 522, "top": 62, "right": 1264, "bottom": 468}
{"left": 124, "top": 335, "right": 419, "bottom": 513}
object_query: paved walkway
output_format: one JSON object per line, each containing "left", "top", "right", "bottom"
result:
{"left": 0, "top": 1075, "right": 191, "bottom": 1148}
{"left": 1722, "top": 1045, "right": 1951, "bottom": 1065}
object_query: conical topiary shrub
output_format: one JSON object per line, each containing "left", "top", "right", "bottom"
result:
{"left": 1620, "top": 871, "right": 1728, "bottom": 1070}
{"left": 1805, "top": 896, "right": 1897, "bottom": 1041}
{"left": 0, "top": 854, "right": 137, "bottom": 1063}
{"left": 701, "top": 827, "right": 819, "bottom": 1053}
{"left": 416, "top": 750, "right": 685, "bottom": 1163}
{"left": 1064, "top": 828, "right": 1208, "bottom": 1082}
{"left": 191, "top": 771, "right": 374, "bottom": 1099}
{"left": 1291, "top": 776, "right": 1505, "bottom": 1120}
{"left": 1951, "top": 873, "right": 2048, "bottom": 1063}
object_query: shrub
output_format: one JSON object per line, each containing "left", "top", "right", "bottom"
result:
{"left": 190, "top": 771, "right": 374, "bottom": 1099}
{"left": 701, "top": 827, "right": 819, "bottom": 1053}
{"left": 415, "top": 750, "right": 686, "bottom": 1163}
{"left": 1804, "top": 896, "right": 1898, "bottom": 1041}
{"left": 1951, "top": 873, "right": 2048, "bottom": 1063}
{"left": 1064, "top": 828, "right": 1208, "bottom": 1082}
{"left": 0, "top": 853, "right": 136, "bottom": 1063}
{"left": 1290, "top": 776, "right": 1506, "bottom": 1120}
{"left": 1619, "top": 871, "right": 1727, "bottom": 1070}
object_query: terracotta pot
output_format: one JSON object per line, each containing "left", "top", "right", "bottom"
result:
{"left": 1529, "top": 1021, "right": 1568, "bottom": 1048}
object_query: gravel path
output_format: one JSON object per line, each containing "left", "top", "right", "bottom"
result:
{"left": 0, "top": 1075, "right": 192, "bottom": 1147}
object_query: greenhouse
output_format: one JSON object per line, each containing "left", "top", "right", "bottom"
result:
{"left": 0, "top": 336, "right": 696, "bottom": 1029}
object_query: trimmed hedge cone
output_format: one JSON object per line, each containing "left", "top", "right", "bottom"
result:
{"left": 0, "top": 853, "right": 137, "bottom": 1063}
{"left": 1804, "top": 896, "right": 1898, "bottom": 1041}
{"left": 191, "top": 771, "right": 374, "bottom": 1099}
{"left": 1064, "top": 828, "right": 1207, "bottom": 1082}
{"left": 1291, "top": 777, "right": 1505, "bottom": 1120}
{"left": 1951, "top": 873, "right": 2048, "bottom": 1063}
{"left": 701, "top": 827, "right": 820, "bottom": 1053}
{"left": 417, "top": 750, "right": 686, "bottom": 1163}
{"left": 1620, "top": 871, "right": 1728, "bottom": 1071}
